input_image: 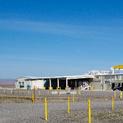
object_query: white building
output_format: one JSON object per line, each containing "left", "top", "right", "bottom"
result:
{"left": 15, "top": 65, "right": 123, "bottom": 91}
{"left": 15, "top": 77, "right": 46, "bottom": 89}
{"left": 15, "top": 75, "right": 94, "bottom": 90}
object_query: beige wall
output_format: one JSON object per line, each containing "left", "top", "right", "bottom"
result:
{"left": 90, "top": 82, "right": 103, "bottom": 90}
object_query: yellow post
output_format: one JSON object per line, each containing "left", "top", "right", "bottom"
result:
{"left": 112, "top": 96, "right": 115, "bottom": 112}
{"left": 120, "top": 91, "right": 123, "bottom": 100}
{"left": 44, "top": 97, "right": 48, "bottom": 121}
{"left": 32, "top": 93, "right": 35, "bottom": 104}
{"left": 88, "top": 98, "right": 92, "bottom": 123}
{"left": 32, "top": 86, "right": 36, "bottom": 103}
{"left": 114, "top": 91, "right": 116, "bottom": 99}
{"left": 67, "top": 96, "right": 70, "bottom": 113}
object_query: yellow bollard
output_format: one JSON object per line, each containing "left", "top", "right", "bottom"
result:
{"left": 88, "top": 98, "right": 92, "bottom": 123}
{"left": 44, "top": 97, "right": 48, "bottom": 121}
{"left": 112, "top": 96, "right": 115, "bottom": 112}
{"left": 120, "top": 91, "right": 123, "bottom": 99}
{"left": 114, "top": 91, "right": 116, "bottom": 99}
{"left": 32, "top": 86, "right": 36, "bottom": 103}
{"left": 67, "top": 96, "right": 70, "bottom": 113}
{"left": 32, "top": 93, "right": 35, "bottom": 104}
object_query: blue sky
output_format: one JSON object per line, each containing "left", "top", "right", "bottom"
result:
{"left": 0, "top": 0, "right": 123, "bottom": 78}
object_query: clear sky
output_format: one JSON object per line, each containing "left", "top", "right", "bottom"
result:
{"left": 0, "top": 0, "right": 123, "bottom": 78}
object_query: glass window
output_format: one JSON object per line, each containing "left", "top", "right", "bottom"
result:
{"left": 20, "top": 82, "right": 24, "bottom": 88}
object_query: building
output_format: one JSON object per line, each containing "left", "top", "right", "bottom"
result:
{"left": 15, "top": 77, "right": 46, "bottom": 90}
{"left": 88, "top": 64, "right": 123, "bottom": 90}
{"left": 15, "top": 65, "right": 123, "bottom": 91}
{"left": 15, "top": 75, "right": 94, "bottom": 90}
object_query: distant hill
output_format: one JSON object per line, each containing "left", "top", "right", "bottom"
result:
{"left": 0, "top": 79, "right": 15, "bottom": 88}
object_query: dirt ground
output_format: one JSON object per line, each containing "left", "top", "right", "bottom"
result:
{"left": 0, "top": 99, "right": 123, "bottom": 123}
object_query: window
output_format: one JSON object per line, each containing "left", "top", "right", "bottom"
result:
{"left": 20, "top": 82, "right": 24, "bottom": 88}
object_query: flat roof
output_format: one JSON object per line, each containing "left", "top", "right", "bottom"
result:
{"left": 17, "top": 74, "right": 95, "bottom": 81}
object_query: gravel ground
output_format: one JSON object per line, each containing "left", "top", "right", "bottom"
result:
{"left": 0, "top": 98, "right": 123, "bottom": 123}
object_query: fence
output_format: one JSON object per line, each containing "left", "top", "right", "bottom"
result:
{"left": 0, "top": 88, "right": 123, "bottom": 123}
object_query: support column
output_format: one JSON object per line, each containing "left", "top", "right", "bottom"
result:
{"left": 57, "top": 78, "right": 60, "bottom": 89}
{"left": 49, "top": 79, "right": 52, "bottom": 90}
{"left": 101, "top": 75, "right": 104, "bottom": 91}
{"left": 75, "top": 80, "right": 77, "bottom": 88}
{"left": 115, "top": 75, "right": 117, "bottom": 81}
{"left": 66, "top": 78, "right": 68, "bottom": 89}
